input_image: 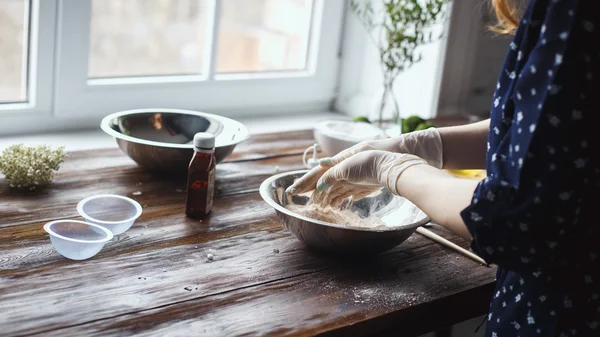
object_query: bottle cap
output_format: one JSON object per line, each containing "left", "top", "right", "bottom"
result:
{"left": 193, "top": 132, "right": 215, "bottom": 150}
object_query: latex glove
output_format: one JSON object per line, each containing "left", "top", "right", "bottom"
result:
{"left": 286, "top": 142, "right": 378, "bottom": 196}
{"left": 398, "top": 128, "right": 443, "bottom": 169}
{"left": 311, "top": 150, "right": 427, "bottom": 207}
{"left": 286, "top": 128, "right": 442, "bottom": 196}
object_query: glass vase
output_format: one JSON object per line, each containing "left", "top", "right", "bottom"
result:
{"left": 369, "top": 83, "right": 402, "bottom": 137}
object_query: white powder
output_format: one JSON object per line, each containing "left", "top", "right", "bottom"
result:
{"left": 285, "top": 203, "right": 386, "bottom": 229}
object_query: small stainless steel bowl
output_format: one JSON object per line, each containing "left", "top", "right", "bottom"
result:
{"left": 101, "top": 108, "right": 249, "bottom": 172}
{"left": 260, "top": 170, "right": 431, "bottom": 255}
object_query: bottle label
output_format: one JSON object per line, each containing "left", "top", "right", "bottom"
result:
{"left": 206, "top": 167, "right": 215, "bottom": 212}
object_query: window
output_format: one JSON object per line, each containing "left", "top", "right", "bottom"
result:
{"left": 0, "top": 0, "right": 28, "bottom": 103}
{"left": 0, "top": 0, "right": 344, "bottom": 135}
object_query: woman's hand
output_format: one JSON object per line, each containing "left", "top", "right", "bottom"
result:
{"left": 286, "top": 128, "right": 443, "bottom": 196}
{"left": 286, "top": 141, "right": 379, "bottom": 196}
{"left": 311, "top": 150, "right": 427, "bottom": 207}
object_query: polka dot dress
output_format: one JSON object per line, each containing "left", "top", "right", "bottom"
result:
{"left": 460, "top": 0, "right": 599, "bottom": 336}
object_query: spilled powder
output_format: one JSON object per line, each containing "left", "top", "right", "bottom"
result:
{"left": 285, "top": 203, "right": 386, "bottom": 229}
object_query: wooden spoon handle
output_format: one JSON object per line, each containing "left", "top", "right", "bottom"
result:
{"left": 416, "top": 227, "right": 489, "bottom": 267}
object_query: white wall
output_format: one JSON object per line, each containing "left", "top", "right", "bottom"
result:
{"left": 336, "top": 0, "right": 510, "bottom": 120}
{"left": 335, "top": 2, "right": 451, "bottom": 120}
{"left": 435, "top": 0, "right": 510, "bottom": 117}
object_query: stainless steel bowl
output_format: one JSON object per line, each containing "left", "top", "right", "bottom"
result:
{"left": 260, "top": 170, "right": 431, "bottom": 255}
{"left": 101, "top": 109, "right": 249, "bottom": 172}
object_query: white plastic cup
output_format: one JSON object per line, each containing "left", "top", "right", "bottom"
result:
{"left": 44, "top": 220, "right": 113, "bottom": 260}
{"left": 77, "top": 194, "right": 142, "bottom": 235}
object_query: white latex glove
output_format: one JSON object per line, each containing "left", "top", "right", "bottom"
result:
{"left": 398, "top": 128, "right": 443, "bottom": 169}
{"left": 311, "top": 150, "right": 427, "bottom": 207}
{"left": 286, "top": 128, "right": 442, "bottom": 196}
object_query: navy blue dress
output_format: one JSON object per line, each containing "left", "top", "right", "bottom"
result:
{"left": 460, "top": 0, "right": 600, "bottom": 336}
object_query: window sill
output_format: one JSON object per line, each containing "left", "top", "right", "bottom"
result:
{"left": 0, "top": 112, "right": 342, "bottom": 152}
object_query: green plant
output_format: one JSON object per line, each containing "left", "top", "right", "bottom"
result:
{"left": 0, "top": 144, "right": 67, "bottom": 190}
{"left": 353, "top": 116, "right": 372, "bottom": 123}
{"left": 350, "top": 0, "right": 450, "bottom": 129}
{"left": 401, "top": 115, "right": 435, "bottom": 133}
{"left": 414, "top": 121, "right": 435, "bottom": 131}
{"left": 402, "top": 115, "right": 426, "bottom": 133}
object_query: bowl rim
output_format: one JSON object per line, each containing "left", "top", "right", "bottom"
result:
{"left": 100, "top": 108, "right": 250, "bottom": 149}
{"left": 77, "top": 194, "right": 143, "bottom": 225}
{"left": 44, "top": 220, "right": 114, "bottom": 244}
{"left": 259, "top": 170, "right": 430, "bottom": 233}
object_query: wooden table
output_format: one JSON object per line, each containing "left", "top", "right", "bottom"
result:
{"left": 0, "top": 130, "right": 496, "bottom": 337}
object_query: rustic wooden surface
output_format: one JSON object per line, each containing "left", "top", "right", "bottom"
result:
{"left": 0, "top": 129, "right": 496, "bottom": 337}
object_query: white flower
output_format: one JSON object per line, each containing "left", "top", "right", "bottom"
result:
{"left": 517, "top": 111, "right": 523, "bottom": 123}
{"left": 559, "top": 32, "right": 569, "bottom": 40}
{"left": 548, "top": 115, "right": 560, "bottom": 126}
{"left": 564, "top": 296, "right": 572, "bottom": 308}
{"left": 559, "top": 192, "right": 571, "bottom": 201}
{"left": 0, "top": 145, "right": 67, "bottom": 190}
{"left": 471, "top": 212, "right": 483, "bottom": 222}
{"left": 555, "top": 54, "right": 563, "bottom": 65}
{"left": 575, "top": 158, "right": 586, "bottom": 168}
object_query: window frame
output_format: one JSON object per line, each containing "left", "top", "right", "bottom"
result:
{"left": 0, "top": 0, "right": 345, "bottom": 136}
{"left": 54, "top": 0, "right": 344, "bottom": 120}
{"left": 0, "top": 0, "right": 56, "bottom": 123}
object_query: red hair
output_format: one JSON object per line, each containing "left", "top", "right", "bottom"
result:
{"left": 491, "top": 0, "right": 521, "bottom": 34}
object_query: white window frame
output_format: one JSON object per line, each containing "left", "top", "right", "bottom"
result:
{"left": 0, "top": 0, "right": 345, "bottom": 136}
{"left": 0, "top": 0, "right": 56, "bottom": 134}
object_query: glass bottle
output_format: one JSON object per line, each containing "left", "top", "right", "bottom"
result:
{"left": 185, "top": 133, "right": 216, "bottom": 218}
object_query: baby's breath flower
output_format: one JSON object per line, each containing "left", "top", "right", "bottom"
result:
{"left": 0, "top": 144, "right": 67, "bottom": 190}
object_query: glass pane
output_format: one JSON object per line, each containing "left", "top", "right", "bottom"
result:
{"left": 89, "top": 0, "right": 210, "bottom": 78}
{"left": 216, "top": 0, "right": 313, "bottom": 73}
{"left": 0, "top": 0, "right": 28, "bottom": 103}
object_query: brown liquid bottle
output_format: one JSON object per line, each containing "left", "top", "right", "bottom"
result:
{"left": 185, "top": 133, "right": 216, "bottom": 218}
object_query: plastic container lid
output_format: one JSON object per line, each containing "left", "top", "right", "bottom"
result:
{"left": 193, "top": 132, "right": 215, "bottom": 150}
{"left": 77, "top": 194, "right": 143, "bottom": 235}
{"left": 44, "top": 220, "right": 113, "bottom": 260}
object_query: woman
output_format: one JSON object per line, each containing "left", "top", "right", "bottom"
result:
{"left": 288, "top": 0, "right": 599, "bottom": 335}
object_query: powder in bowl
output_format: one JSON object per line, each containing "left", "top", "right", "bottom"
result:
{"left": 285, "top": 203, "right": 386, "bottom": 229}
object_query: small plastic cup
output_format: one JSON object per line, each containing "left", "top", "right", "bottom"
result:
{"left": 77, "top": 194, "right": 142, "bottom": 235}
{"left": 44, "top": 220, "right": 113, "bottom": 260}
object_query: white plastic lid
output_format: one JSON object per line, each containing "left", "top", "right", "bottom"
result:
{"left": 193, "top": 132, "right": 215, "bottom": 149}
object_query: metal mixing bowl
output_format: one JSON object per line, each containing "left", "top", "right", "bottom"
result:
{"left": 260, "top": 170, "right": 431, "bottom": 255}
{"left": 101, "top": 108, "right": 249, "bottom": 172}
